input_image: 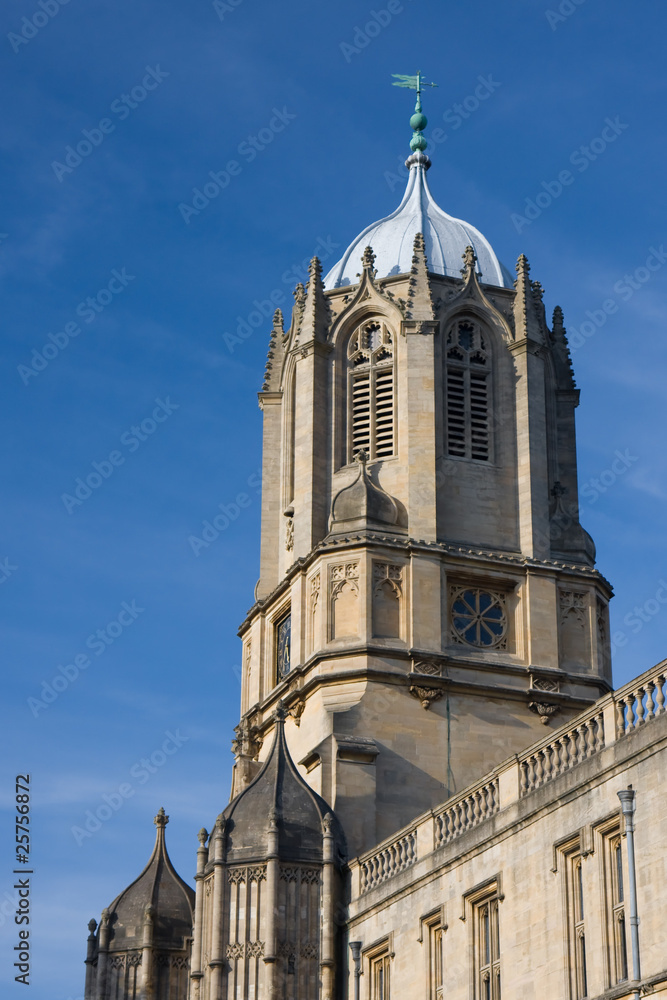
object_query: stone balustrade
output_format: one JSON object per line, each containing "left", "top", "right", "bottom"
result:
{"left": 519, "top": 710, "right": 605, "bottom": 796}
{"left": 359, "top": 829, "right": 417, "bottom": 894}
{"left": 615, "top": 667, "right": 666, "bottom": 736}
{"left": 434, "top": 777, "right": 499, "bottom": 847}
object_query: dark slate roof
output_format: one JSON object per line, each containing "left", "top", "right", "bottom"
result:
{"left": 102, "top": 808, "right": 194, "bottom": 953}
{"left": 222, "top": 710, "right": 346, "bottom": 865}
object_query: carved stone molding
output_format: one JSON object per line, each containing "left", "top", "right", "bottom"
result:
{"left": 411, "top": 657, "right": 445, "bottom": 677}
{"left": 528, "top": 701, "right": 561, "bottom": 725}
{"left": 231, "top": 718, "right": 263, "bottom": 761}
{"left": 287, "top": 699, "right": 305, "bottom": 727}
{"left": 558, "top": 590, "right": 587, "bottom": 628}
{"left": 529, "top": 674, "right": 560, "bottom": 694}
{"left": 285, "top": 515, "right": 294, "bottom": 551}
{"left": 409, "top": 682, "right": 445, "bottom": 710}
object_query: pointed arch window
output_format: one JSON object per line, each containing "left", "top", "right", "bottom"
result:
{"left": 347, "top": 320, "right": 395, "bottom": 462}
{"left": 445, "top": 319, "right": 491, "bottom": 462}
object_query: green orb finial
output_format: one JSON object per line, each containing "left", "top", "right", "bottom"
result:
{"left": 392, "top": 70, "right": 438, "bottom": 154}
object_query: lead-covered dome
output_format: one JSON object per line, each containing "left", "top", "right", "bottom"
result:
{"left": 324, "top": 151, "right": 512, "bottom": 290}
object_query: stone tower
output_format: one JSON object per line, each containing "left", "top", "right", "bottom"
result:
{"left": 232, "top": 112, "right": 613, "bottom": 861}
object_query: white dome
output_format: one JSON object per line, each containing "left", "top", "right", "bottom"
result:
{"left": 324, "top": 153, "right": 512, "bottom": 290}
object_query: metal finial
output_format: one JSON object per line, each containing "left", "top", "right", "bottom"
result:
{"left": 392, "top": 71, "right": 438, "bottom": 152}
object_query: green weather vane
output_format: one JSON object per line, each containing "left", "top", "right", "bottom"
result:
{"left": 392, "top": 71, "right": 438, "bottom": 152}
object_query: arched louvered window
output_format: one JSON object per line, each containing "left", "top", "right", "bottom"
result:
{"left": 445, "top": 319, "right": 491, "bottom": 461}
{"left": 347, "top": 320, "right": 395, "bottom": 462}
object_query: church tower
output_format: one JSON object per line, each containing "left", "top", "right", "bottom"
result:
{"left": 232, "top": 82, "right": 613, "bottom": 861}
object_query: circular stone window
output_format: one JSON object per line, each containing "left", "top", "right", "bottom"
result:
{"left": 451, "top": 588, "right": 507, "bottom": 648}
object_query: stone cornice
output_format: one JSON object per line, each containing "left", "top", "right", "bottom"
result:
{"left": 241, "top": 655, "right": 608, "bottom": 740}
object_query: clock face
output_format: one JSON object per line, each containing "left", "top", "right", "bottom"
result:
{"left": 277, "top": 614, "right": 291, "bottom": 680}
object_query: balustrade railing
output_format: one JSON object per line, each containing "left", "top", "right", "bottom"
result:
{"left": 434, "top": 778, "right": 499, "bottom": 847}
{"left": 615, "top": 670, "right": 666, "bottom": 736}
{"left": 359, "top": 829, "right": 417, "bottom": 894}
{"left": 519, "top": 711, "right": 605, "bottom": 795}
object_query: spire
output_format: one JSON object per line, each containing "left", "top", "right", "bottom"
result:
{"left": 406, "top": 232, "right": 435, "bottom": 320}
{"left": 299, "top": 256, "right": 329, "bottom": 343}
{"left": 513, "top": 253, "right": 531, "bottom": 338}
{"left": 291, "top": 281, "right": 306, "bottom": 338}
{"left": 262, "top": 308, "right": 285, "bottom": 392}
{"left": 551, "top": 305, "right": 577, "bottom": 389}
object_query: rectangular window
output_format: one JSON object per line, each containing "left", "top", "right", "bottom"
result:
{"left": 464, "top": 879, "right": 502, "bottom": 1000}
{"left": 374, "top": 368, "right": 394, "bottom": 457}
{"left": 560, "top": 840, "right": 588, "bottom": 1000}
{"left": 351, "top": 371, "right": 371, "bottom": 456}
{"left": 364, "top": 937, "right": 392, "bottom": 1000}
{"left": 371, "top": 953, "right": 390, "bottom": 1000}
{"left": 347, "top": 320, "right": 395, "bottom": 463}
{"left": 430, "top": 922, "right": 444, "bottom": 1000}
{"left": 469, "top": 370, "right": 490, "bottom": 461}
{"left": 475, "top": 898, "right": 501, "bottom": 1000}
{"left": 350, "top": 366, "right": 394, "bottom": 461}
{"left": 420, "top": 908, "right": 446, "bottom": 1000}
{"left": 446, "top": 366, "right": 466, "bottom": 457}
{"left": 601, "top": 825, "right": 628, "bottom": 985}
{"left": 275, "top": 610, "right": 291, "bottom": 682}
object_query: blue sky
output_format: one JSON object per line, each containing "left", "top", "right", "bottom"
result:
{"left": 1, "top": 0, "right": 666, "bottom": 995}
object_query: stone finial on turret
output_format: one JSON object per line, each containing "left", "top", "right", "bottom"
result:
{"left": 361, "top": 245, "right": 377, "bottom": 276}
{"left": 461, "top": 244, "right": 478, "bottom": 277}
{"left": 551, "top": 305, "right": 577, "bottom": 389}
{"left": 262, "top": 308, "right": 285, "bottom": 392}
{"left": 299, "top": 256, "right": 330, "bottom": 343}
{"left": 405, "top": 232, "right": 435, "bottom": 320}
{"left": 513, "top": 253, "right": 532, "bottom": 339}
{"left": 154, "top": 806, "right": 168, "bottom": 828}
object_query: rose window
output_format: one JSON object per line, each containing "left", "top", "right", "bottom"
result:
{"left": 451, "top": 589, "right": 507, "bottom": 648}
